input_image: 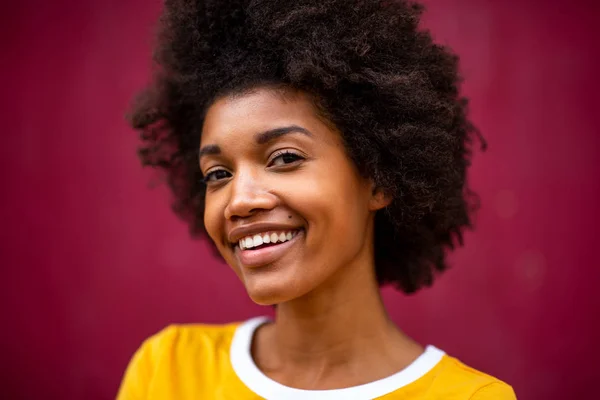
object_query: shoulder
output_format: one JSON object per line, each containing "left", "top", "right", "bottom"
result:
{"left": 116, "top": 321, "right": 241, "bottom": 400}
{"left": 430, "top": 354, "right": 516, "bottom": 399}
{"left": 154, "top": 321, "right": 240, "bottom": 349}
{"left": 134, "top": 321, "right": 240, "bottom": 362}
{"left": 468, "top": 382, "right": 516, "bottom": 399}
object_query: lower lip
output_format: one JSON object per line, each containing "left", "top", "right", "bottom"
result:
{"left": 235, "top": 230, "right": 304, "bottom": 268}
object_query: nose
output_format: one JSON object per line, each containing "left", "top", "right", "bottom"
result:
{"left": 224, "top": 170, "right": 278, "bottom": 220}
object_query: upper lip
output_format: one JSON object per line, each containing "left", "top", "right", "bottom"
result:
{"left": 227, "top": 222, "right": 302, "bottom": 245}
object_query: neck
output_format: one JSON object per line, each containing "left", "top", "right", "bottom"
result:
{"left": 251, "top": 257, "right": 423, "bottom": 390}
{"left": 273, "top": 265, "right": 393, "bottom": 363}
{"left": 254, "top": 251, "right": 418, "bottom": 376}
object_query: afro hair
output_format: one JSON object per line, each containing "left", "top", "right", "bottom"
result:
{"left": 129, "top": 0, "right": 485, "bottom": 294}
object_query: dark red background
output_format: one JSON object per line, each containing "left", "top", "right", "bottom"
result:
{"left": 1, "top": 0, "right": 599, "bottom": 399}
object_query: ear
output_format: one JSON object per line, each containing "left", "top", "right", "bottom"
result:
{"left": 368, "top": 184, "right": 393, "bottom": 211}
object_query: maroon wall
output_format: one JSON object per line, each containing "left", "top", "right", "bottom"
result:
{"left": 1, "top": 0, "right": 598, "bottom": 398}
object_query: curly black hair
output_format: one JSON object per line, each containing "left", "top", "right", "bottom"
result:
{"left": 129, "top": 0, "right": 485, "bottom": 294}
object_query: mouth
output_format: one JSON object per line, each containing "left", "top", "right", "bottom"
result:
{"left": 233, "top": 228, "right": 304, "bottom": 268}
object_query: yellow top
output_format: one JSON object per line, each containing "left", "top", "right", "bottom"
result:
{"left": 117, "top": 317, "right": 516, "bottom": 399}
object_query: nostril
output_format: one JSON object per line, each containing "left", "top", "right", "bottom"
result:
{"left": 227, "top": 208, "right": 266, "bottom": 222}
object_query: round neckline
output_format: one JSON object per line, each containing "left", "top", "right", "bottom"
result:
{"left": 229, "top": 316, "right": 445, "bottom": 400}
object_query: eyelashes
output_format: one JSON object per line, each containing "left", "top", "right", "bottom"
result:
{"left": 269, "top": 150, "right": 303, "bottom": 166}
{"left": 202, "top": 169, "right": 231, "bottom": 183}
{"left": 201, "top": 150, "right": 305, "bottom": 184}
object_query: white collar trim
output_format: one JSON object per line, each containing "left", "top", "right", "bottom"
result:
{"left": 230, "top": 316, "right": 445, "bottom": 400}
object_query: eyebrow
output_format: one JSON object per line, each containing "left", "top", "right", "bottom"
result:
{"left": 198, "top": 125, "right": 312, "bottom": 160}
{"left": 255, "top": 125, "right": 312, "bottom": 144}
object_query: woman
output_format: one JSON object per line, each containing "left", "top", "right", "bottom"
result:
{"left": 118, "top": 0, "right": 515, "bottom": 398}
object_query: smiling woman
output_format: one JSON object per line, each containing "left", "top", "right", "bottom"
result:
{"left": 117, "top": 0, "right": 516, "bottom": 399}
{"left": 200, "top": 89, "right": 389, "bottom": 305}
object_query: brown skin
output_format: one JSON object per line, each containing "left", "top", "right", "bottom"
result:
{"left": 200, "top": 87, "right": 423, "bottom": 390}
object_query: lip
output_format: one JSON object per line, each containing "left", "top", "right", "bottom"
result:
{"left": 235, "top": 229, "right": 304, "bottom": 268}
{"left": 228, "top": 222, "right": 302, "bottom": 245}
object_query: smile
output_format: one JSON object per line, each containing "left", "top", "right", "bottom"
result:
{"left": 237, "top": 229, "right": 300, "bottom": 250}
{"left": 234, "top": 229, "right": 304, "bottom": 267}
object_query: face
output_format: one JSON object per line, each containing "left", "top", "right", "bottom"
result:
{"left": 200, "top": 87, "right": 388, "bottom": 305}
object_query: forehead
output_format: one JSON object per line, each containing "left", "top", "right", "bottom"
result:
{"left": 200, "top": 88, "right": 324, "bottom": 145}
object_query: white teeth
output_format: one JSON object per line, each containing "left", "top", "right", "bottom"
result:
{"left": 237, "top": 230, "right": 301, "bottom": 250}
{"left": 252, "top": 234, "right": 263, "bottom": 247}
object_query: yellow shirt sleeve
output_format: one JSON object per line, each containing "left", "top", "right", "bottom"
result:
{"left": 469, "top": 382, "right": 517, "bottom": 400}
{"left": 116, "top": 326, "right": 177, "bottom": 400}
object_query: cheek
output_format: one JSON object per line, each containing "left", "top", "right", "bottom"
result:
{"left": 204, "top": 193, "right": 244, "bottom": 278}
{"left": 203, "top": 192, "right": 225, "bottom": 246}
{"left": 288, "top": 169, "right": 370, "bottom": 252}
{"left": 284, "top": 187, "right": 368, "bottom": 295}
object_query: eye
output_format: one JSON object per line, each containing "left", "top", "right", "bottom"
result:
{"left": 202, "top": 169, "right": 231, "bottom": 184}
{"left": 269, "top": 150, "right": 304, "bottom": 167}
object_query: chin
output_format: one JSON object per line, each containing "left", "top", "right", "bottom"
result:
{"left": 243, "top": 275, "right": 304, "bottom": 306}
